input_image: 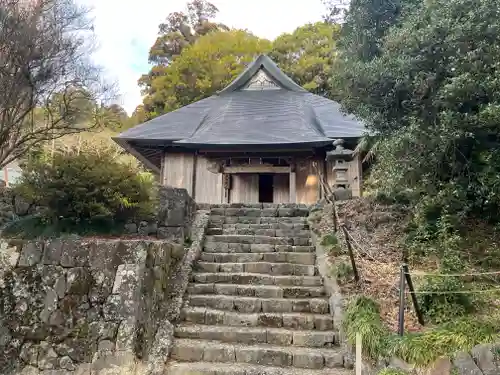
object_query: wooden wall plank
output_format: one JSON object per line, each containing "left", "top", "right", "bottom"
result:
{"left": 296, "top": 158, "right": 319, "bottom": 204}
{"left": 350, "top": 154, "right": 362, "bottom": 197}
{"left": 224, "top": 166, "right": 291, "bottom": 174}
{"left": 230, "top": 174, "right": 259, "bottom": 203}
{"left": 273, "top": 174, "right": 290, "bottom": 203}
{"left": 195, "top": 156, "right": 223, "bottom": 204}
{"left": 163, "top": 153, "right": 194, "bottom": 195}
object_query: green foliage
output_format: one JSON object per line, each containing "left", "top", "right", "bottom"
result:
{"left": 141, "top": 30, "right": 272, "bottom": 118}
{"left": 2, "top": 215, "right": 125, "bottom": 239}
{"left": 13, "top": 149, "right": 156, "bottom": 234}
{"left": 333, "top": 0, "right": 500, "bottom": 231}
{"left": 332, "top": 261, "right": 354, "bottom": 284}
{"left": 343, "top": 296, "right": 391, "bottom": 359}
{"left": 321, "top": 233, "right": 339, "bottom": 247}
{"left": 343, "top": 297, "right": 498, "bottom": 366}
{"left": 327, "top": 244, "right": 343, "bottom": 257}
{"left": 146, "top": 0, "right": 227, "bottom": 66}
{"left": 372, "top": 189, "right": 414, "bottom": 206}
{"left": 269, "top": 22, "right": 341, "bottom": 96}
{"left": 338, "top": 0, "right": 418, "bottom": 62}
{"left": 390, "top": 319, "right": 498, "bottom": 366}
{"left": 140, "top": 17, "right": 341, "bottom": 121}
{"left": 377, "top": 369, "right": 406, "bottom": 375}
{"left": 343, "top": 294, "right": 499, "bottom": 366}
{"left": 417, "top": 275, "right": 474, "bottom": 324}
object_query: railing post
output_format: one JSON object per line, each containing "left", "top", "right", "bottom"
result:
{"left": 398, "top": 265, "right": 406, "bottom": 336}
{"left": 403, "top": 264, "right": 425, "bottom": 326}
{"left": 341, "top": 225, "right": 360, "bottom": 283}
{"left": 332, "top": 200, "right": 338, "bottom": 232}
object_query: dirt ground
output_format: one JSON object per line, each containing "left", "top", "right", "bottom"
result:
{"left": 314, "top": 198, "right": 424, "bottom": 332}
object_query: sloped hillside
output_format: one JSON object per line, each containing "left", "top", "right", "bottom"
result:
{"left": 309, "top": 196, "right": 500, "bottom": 368}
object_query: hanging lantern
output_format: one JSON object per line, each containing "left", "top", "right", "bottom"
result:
{"left": 305, "top": 174, "right": 318, "bottom": 187}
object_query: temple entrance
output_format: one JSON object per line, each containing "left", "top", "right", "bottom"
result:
{"left": 259, "top": 174, "right": 274, "bottom": 203}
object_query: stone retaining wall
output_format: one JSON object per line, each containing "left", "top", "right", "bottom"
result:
{"left": 0, "top": 186, "right": 196, "bottom": 243}
{"left": 0, "top": 238, "right": 185, "bottom": 375}
{"left": 307, "top": 203, "right": 351, "bottom": 369}
{"left": 0, "top": 188, "right": 35, "bottom": 228}
{"left": 123, "top": 187, "right": 196, "bottom": 243}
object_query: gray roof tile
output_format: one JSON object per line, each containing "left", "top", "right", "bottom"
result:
{"left": 114, "top": 54, "right": 366, "bottom": 168}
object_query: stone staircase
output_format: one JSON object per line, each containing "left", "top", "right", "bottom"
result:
{"left": 165, "top": 204, "right": 352, "bottom": 375}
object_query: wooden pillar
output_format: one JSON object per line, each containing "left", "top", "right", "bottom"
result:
{"left": 191, "top": 153, "right": 198, "bottom": 199}
{"left": 289, "top": 163, "right": 296, "bottom": 203}
{"left": 160, "top": 152, "right": 166, "bottom": 186}
{"left": 223, "top": 173, "right": 231, "bottom": 203}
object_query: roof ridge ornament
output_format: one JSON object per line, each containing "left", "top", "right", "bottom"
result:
{"left": 242, "top": 68, "right": 281, "bottom": 91}
{"left": 217, "top": 54, "right": 308, "bottom": 95}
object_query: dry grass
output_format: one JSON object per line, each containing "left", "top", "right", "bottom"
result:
{"left": 314, "top": 197, "right": 500, "bottom": 334}
{"left": 314, "top": 198, "right": 433, "bottom": 333}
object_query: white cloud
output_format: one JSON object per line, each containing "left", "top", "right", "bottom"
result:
{"left": 80, "top": 0, "right": 325, "bottom": 114}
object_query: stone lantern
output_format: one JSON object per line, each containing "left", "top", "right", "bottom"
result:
{"left": 326, "top": 139, "right": 354, "bottom": 199}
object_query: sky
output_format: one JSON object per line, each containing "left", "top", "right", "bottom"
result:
{"left": 78, "top": 0, "right": 326, "bottom": 114}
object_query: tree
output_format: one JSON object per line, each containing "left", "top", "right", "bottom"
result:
{"left": 336, "top": 0, "right": 421, "bottom": 62}
{"left": 332, "top": 0, "right": 500, "bottom": 224}
{"left": 142, "top": 30, "right": 272, "bottom": 118}
{"left": 269, "top": 22, "right": 341, "bottom": 97}
{"left": 129, "top": 105, "right": 148, "bottom": 127}
{"left": 148, "top": 0, "right": 228, "bottom": 65}
{"left": 139, "top": 0, "right": 228, "bottom": 96}
{"left": 0, "top": 0, "right": 111, "bottom": 170}
{"left": 102, "top": 104, "right": 132, "bottom": 132}
{"left": 322, "top": 0, "right": 350, "bottom": 24}
{"left": 331, "top": 0, "right": 420, "bottom": 131}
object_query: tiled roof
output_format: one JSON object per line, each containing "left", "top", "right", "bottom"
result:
{"left": 114, "top": 54, "right": 365, "bottom": 170}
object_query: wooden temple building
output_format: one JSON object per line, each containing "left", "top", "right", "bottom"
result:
{"left": 114, "top": 55, "right": 365, "bottom": 205}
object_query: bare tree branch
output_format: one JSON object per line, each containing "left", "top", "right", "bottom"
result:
{"left": 0, "top": 0, "right": 115, "bottom": 170}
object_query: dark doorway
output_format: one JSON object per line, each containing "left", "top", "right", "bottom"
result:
{"left": 259, "top": 174, "right": 274, "bottom": 203}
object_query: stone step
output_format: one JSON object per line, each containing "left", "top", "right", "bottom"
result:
{"left": 221, "top": 223, "right": 310, "bottom": 230}
{"left": 207, "top": 228, "right": 312, "bottom": 237}
{"left": 205, "top": 235, "right": 311, "bottom": 246}
{"left": 166, "top": 361, "right": 352, "bottom": 375}
{"left": 180, "top": 307, "right": 335, "bottom": 331}
{"left": 210, "top": 207, "right": 309, "bottom": 218}
{"left": 200, "top": 252, "right": 316, "bottom": 265}
{"left": 174, "top": 324, "right": 338, "bottom": 348}
{"left": 209, "top": 216, "right": 308, "bottom": 226}
{"left": 170, "top": 339, "right": 344, "bottom": 370}
{"left": 187, "top": 284, "right": 326, "bottom": 299}
{"left": 192, "top": 273, "right": 323, "bottom": 287}
{"left": 196, "top": 262, "right": 318, "bottom": 276}
{"left": 203, "top": 243, "right": 315, "bottom": 254}
{"left": 186, "top": 295, "right": 329, "bottom": 314}
{"left": 209, "top": 203, "right": 309, "bottom": 209}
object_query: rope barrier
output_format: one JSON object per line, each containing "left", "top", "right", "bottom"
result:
{"left": 406, "top": 270, "right": 500, "bottom": 277}
{"left": 343, "top": 226, "right": 377, "bottom": 261}
{"left": 404, "top": 287, "right": 500, "bottom": 295}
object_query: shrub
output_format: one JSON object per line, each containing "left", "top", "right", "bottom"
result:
{"left": 377, "top": 369, "right": 406, "bottom": 375}
{"left": 343, "top": 296, "right": 391, "bottom": 360}
{"left": 417, "top": 275, "right": 474, "bottom": 324}
{"left": 390, "top": 319, "right": 498, "bottom": 366}
{"left": 321, "top": 233, "right": 339, "bottom": 247}
{"left": 13, "top": 150, "right": 156, "bottom": 233}
{"left": 332, "top": 261, "right": 354, "bottom": 284}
